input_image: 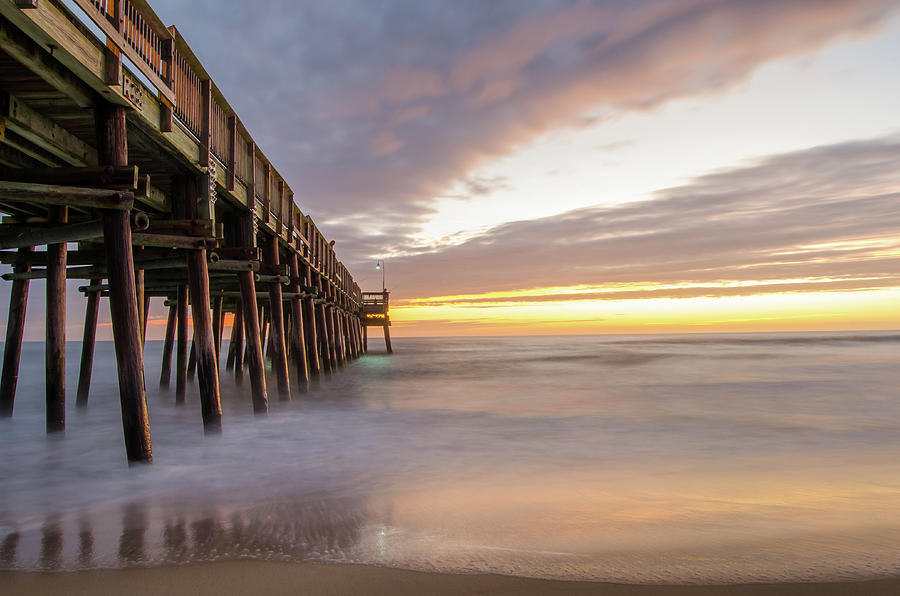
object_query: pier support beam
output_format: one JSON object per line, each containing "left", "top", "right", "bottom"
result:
{"left": 288, "top": 253, "right": 309, "bottom": 389}
{"left": 186, "top": 248, "right": 222, "bottom": 433}
{"left": 187, "top": 339, "right": 196, "bottom": 381}
{"left": 0, "top": 246, "right": 32, "bottom": 417}
{"left": 226, "top": 307, "right": 239, "bottom": 371}
{"left": 175, "top": 284, "right": 188, "bottom": 403}
{"left": 329, "top": 305, "right": 339, "bottom": 368}
{"left": 135, "top": 269, "right": 144, "bottom": 346}
{"left": 46, "top": 205, "right": 67, "bottom": 433}
{"left": 76, "top": 278, "right": 101, "bottom": 407}
{"left": 302, "top": 264, "right": 320, "bottom": 376}
{"left": 336, "top": 309, "right": 346, "bottom": 365}
{"left": 181, "top": 173, "right": 221, "bottom": 432}
{"left": 315, "top": 294, "right": 331, "bottom": 374}
{"left": 212, "top": 295, "right": 223, "bottom": 370}
{"left": 142, "top": 295, "right": 150, "bottom": 346}
{"left": 346, "top": 315, "right": 357, "bottom": 359}
{"left": 265, "top": 236, "right": 290, "bottom": 401}
{"left": 384, "top": 325, "right": 393, "bottom": 353}
{"left": 96, "top": 102, "right": 151, "bottom": 462}
{"left": 231, "top": 307, "right": 244, "bottom": 385}
{"left": 159, "top": 303, "right": 176, "bottom": 389}
{"left": 239, "top": 270, "right": 267, "bottom": 413}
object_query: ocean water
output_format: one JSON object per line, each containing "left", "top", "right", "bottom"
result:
{"left": 1, "top": 332, "right": 899, "bottom": 583}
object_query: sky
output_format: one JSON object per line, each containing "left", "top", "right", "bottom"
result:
{"left": 5, "top": 0, "right": 900, "bottom": 338}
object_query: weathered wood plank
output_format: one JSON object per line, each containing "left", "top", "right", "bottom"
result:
{"left": 0, "top": 219, "right": 104, "bottom": 249}
{"left": 0, "top": 165, "right": 136, "bottom": 188}
{"left": 0, "top": 92, "right": 98, "bottom": 166}
{"left": 0, "top": 181, "right": 132, "bottom": 209}
{"left": 0, "top": 14, "right": 94, "bottom": 107}
{"left": 130, "top": 232, "right": 215, "bottom": 249}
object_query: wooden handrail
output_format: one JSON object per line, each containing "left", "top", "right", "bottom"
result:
{"left": 72, "top": 0, "right": 175, "bottom": 104}
{"left": 45, "top": 0, "right": 354, "bottom": 301}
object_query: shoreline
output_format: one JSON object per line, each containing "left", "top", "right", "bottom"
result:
{"left": 2, "top": 561, "right": 899, "bottom": 596}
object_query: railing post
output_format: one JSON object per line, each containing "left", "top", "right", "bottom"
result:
{"left": 103, "top": 0, "right": 123, "bottom": 85}
{"left": 160, "top": 38, "right": 174, "bottom": 132}
{"left": 263, "top": 163, "right": 271, "bottom": 224}
{"left": 248, "top": 141, "right": 256, "bottom": 212}
{"left": 227, "top": 116, "right": 236, "bottom": 191}
{"left": 199, "top": 79, "right": 211, "bottom": 168}
{"left": 275, "top": 179, "right": 283, "bottom": 236}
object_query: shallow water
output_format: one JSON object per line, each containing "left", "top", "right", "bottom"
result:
{"left": 1, "top": 332, "right": 899, "bottom": 583}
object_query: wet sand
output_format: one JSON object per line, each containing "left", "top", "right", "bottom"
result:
{"left": 1, "top": 562, "right": 898, "bottom": 596}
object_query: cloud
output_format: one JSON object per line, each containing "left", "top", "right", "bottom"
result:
{"left": 376, "top": 137, "right": 900, "bottom": 300}
{"left": 147, "top": 0, "right": 899, "bottom": 247}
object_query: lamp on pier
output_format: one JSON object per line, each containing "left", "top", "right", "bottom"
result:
{"left": 375, "top": 260, "right": 385, "bottom": 292}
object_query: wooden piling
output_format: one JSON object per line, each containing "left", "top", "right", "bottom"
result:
{"left": 265, "top": 236, "right": 290, "bottom": 401}
{"left": 159, "top": 304, "right": 176, "bottom": 389}
{"left": 331, "top": 310, "right": 347, "bottom": 366}
{"left": 187, "top": 339, "right": 196, "bottom": 380}
{"left": 259, "top": 306, "right": 269, "bottom": 361}
{"left": 212, "top": 295, "right": 223, "bottom": 370}
{"left": 135, "top": 269, "right": 144, "bottom": 346}
{"left": 175, "top": 284, "right": 188, "bottom": 403}
{"left": 186, "top": 248, "right": 222, "bottom": 433}
{"left": 76, "top": 278, "right": 101, "bottom": 407}
{"left": 104, "top": 210, "right": 153, "bottom": 461}
{"left": 384, "top": 325, "right": 393, "bottom": 353}
{"left": 315, "top": 296, "right": 331, "bottom": 373}
{"left": 96, "top": 101, "right": 151, "bottom": 462}
{"left": 339, "top": 304, "right": 348, "bottom": 363}
{"left": 142, "top": 294, "right": 150, "bottom": 346}
{"left": 226, "top": 307, "right": 239, "bottom": 371}
{"left": 0, "top": 246, "right": 32, "bottom": 417}
{"left": 346, "top": 314, "right": 356, "bottom": 359}
{"left": 46, "top": 205, "right": 67, "bottom": 434}
{"left": 326, "top": 303, "right": 339, "bottom": 370}
{"left": 287, "top": 253, "right": 309, "bottom": 387}
{"left": 302, "top": 263, "right": 320, "bottom": 376}
{"left": 239, "top": 270, "right": 267, "bottom": 413}
{"left": 232, "top": 307, "right": 244, "bottom": 386}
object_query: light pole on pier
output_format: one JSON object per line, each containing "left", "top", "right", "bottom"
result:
{"left": 375, "top": 260, "right": 385, "bottom": 292}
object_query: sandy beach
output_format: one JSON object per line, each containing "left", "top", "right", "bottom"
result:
{"left": 2, "top": 561, "right": 899, "bottom": 596}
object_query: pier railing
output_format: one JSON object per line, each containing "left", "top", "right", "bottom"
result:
{"left": 56, "top": 0, "right": 363, "bottom": 304}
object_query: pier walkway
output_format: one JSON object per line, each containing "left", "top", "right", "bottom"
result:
{"left": 0, "top": 0, "right": 380, "bottom": 462}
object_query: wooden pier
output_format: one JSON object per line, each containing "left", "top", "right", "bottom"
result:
{"left": 0, "top": 0, "right": 383, "bottom": 462}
